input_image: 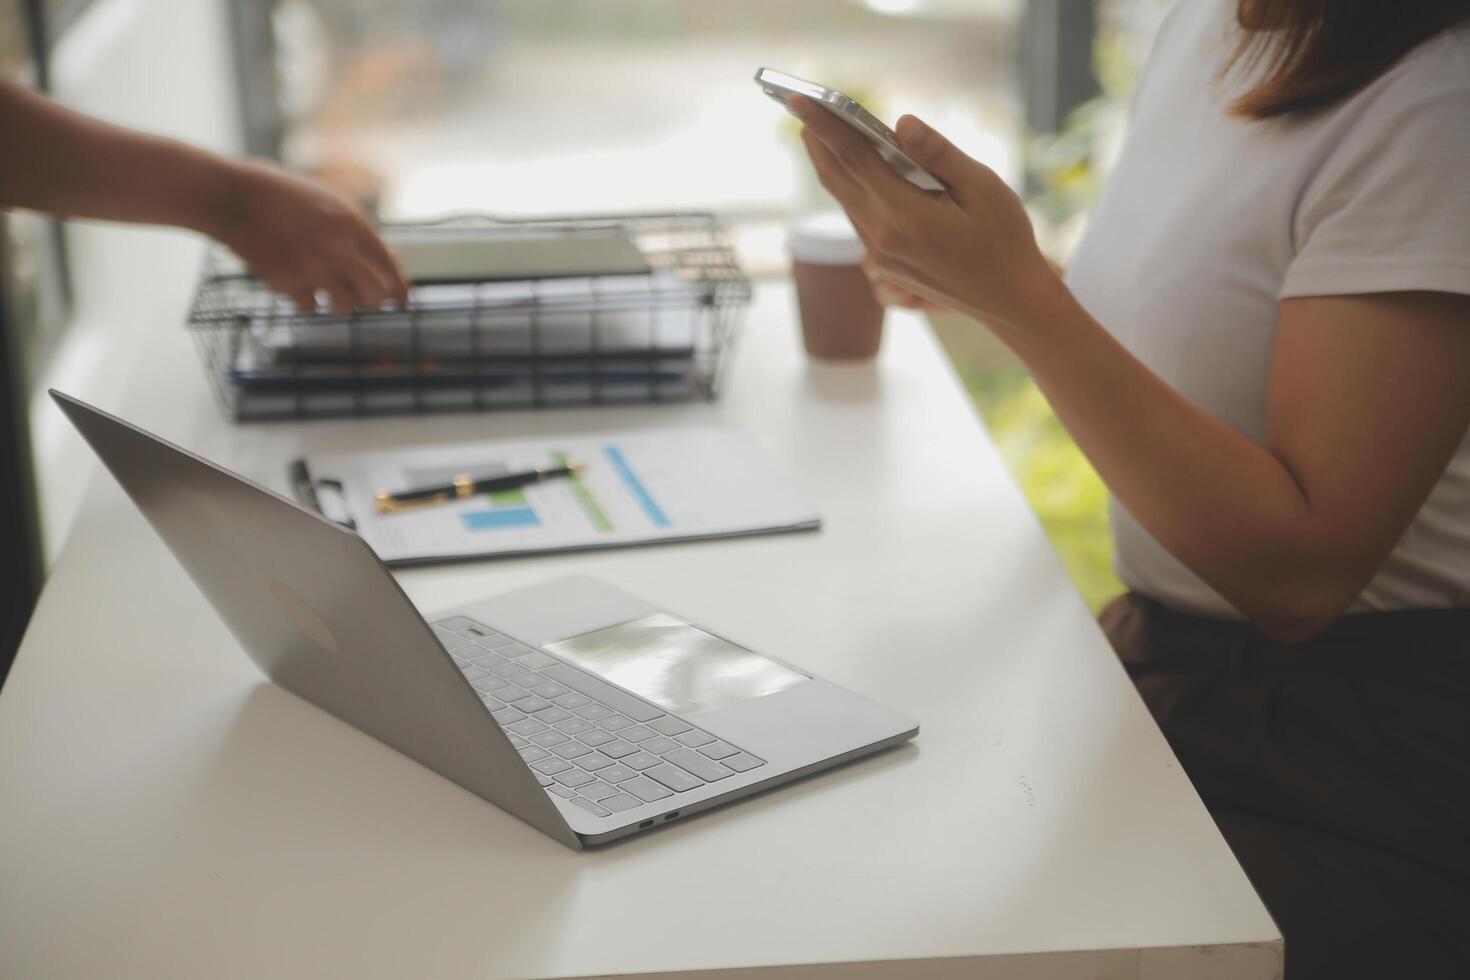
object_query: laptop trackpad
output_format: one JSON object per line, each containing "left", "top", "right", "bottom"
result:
{"left": 543, "top": 613, "right": 808, "bottom": 717}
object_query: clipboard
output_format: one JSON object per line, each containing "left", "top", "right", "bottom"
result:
{"left": 289, "top": 424, "right": 820, "bottom": 566}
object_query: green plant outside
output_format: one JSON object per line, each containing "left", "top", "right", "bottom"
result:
{"left": 937, "top": 325, "right": 1124, "bottom": 614}
{"left": 928, "top": 10, "right": 1149, "bottom": 615}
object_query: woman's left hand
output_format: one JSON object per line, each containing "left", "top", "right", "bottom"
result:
{"left": 790, "top": 95, "right": 1058, "bottom": 333}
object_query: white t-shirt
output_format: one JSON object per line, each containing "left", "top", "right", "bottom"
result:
{"left": 1065, "top": 0, "right": 1470, "bottom": 617}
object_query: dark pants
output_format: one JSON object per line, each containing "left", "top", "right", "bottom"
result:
{"left": 1100, "top": 593, "right": 1470, "bottom": 980}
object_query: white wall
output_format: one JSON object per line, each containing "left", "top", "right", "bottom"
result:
{"left": 29, "top": 0, "right": 240, "bottom": 563}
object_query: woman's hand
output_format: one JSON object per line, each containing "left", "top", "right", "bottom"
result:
{"left": 0, "top": 80, "right": 408, "bottom": 315}
{"left": 862, "top": 254, "right": 949, "bottom": 312}
{"left": 790, "top": 95, "right": 1058, "bottom": 333}
{"left": 205, "top": 160, "right": 409, "bottom": 315}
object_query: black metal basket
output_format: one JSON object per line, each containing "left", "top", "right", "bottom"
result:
{"left": 187, "top": 212, "right": 750, "bottom": 422}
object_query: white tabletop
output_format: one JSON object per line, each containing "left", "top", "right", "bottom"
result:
{"left": 0, "top": 282, "right": 1280, "bottom": 979}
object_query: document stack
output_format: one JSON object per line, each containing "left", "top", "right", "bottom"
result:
{"left": 187, "top": 213, "right": 751, "bottom": 422}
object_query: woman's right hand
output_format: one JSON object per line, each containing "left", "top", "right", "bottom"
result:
{"left": 863, "top": 255, "right": 949, "bottom": 313}
{"left": 205, "top": 160, "right": 409, "bottom": 314}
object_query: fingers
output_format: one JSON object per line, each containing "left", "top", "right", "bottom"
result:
{"left": 346, "top": 247, "right": 402, "bottom": 311}
{"left": 321, "top": 277, "right": 360, "bottom": 317}
{"left": 799, "top": 126, "right": 876, "bottom": 226}
{"left": 895, "top": 114, "right": 997, "bottom": 208}
{"left": 789, "top": 96, "right": 932, "bottom": 206}
{"left": 272, "top": 279, "right": 318, "bottom": 314}
{"left": 348, "top": 212, "right": 411, "bottom": 307}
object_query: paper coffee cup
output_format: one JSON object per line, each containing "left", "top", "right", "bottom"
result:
{"left": 787, "top": 212, "right": 884, "bottom": 360}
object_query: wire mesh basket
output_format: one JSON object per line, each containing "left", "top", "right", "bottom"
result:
{"left": 188, "top": 212, "right": 750, "bottom": 422}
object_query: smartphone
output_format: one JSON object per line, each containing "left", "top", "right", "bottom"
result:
{"left": 754, "top": 67, "right": 944, "bottom": 192}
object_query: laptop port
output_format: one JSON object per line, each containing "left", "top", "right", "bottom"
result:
{"left": 639, "top": 820, "right": 654, "bottom": 829}
{"left": 664, "top": 811, "right": 679, "bottom": 821}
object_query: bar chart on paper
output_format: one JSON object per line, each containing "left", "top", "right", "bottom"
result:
{"left": 296, "top": 426, "right": 819, "bottom": 564}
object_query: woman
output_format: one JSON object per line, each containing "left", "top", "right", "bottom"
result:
{"left": 792, "top": 1, "right": 1470, "bottom": 977}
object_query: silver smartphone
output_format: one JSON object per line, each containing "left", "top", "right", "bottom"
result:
{"left": 755, "top": 67, "right": 944, "bottom": 192}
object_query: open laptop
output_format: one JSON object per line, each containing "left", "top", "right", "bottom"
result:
{"left": 53, "top": 391, "right": 918, "bottom": 848}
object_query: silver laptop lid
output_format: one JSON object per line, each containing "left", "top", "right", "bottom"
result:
{"left": 50, "top": 391, "right": 579, "bottom": 849}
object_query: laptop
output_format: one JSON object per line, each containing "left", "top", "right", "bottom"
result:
{"left": 53, "top": 391, "right": 918, "bottom": 848}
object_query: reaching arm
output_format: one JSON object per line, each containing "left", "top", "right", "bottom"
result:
{"left": 790, "top": 95, "right": 1470, "bottom": 642}
{"left": 0, "top": 78, "right": 406, "bottom": 313}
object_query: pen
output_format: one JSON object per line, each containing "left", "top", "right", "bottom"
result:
{"left": 374, "top": 462, "right": 585, "bottom": 513}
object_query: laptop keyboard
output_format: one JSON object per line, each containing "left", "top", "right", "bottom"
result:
{"left": 433, "top": 617, "right": 766, "bottom": 818}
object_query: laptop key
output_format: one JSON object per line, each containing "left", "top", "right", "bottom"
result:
{"left": 517, "top": 697, "right": 553, "bottom": 714}
{"left": 498, "top": 686, "right": 532, "bottom": 702}
{"left": 619, "top": 725, "right": 657, "bottom": 743}
{"left": 518, "top": 651, "right": 558, "bottom": 669}
{"left": 507, "top": 718, "right": 546, "bottom": 736}
{"left": 518, "top": 746, "right": 549, "bottom": 763}
{"left": 598, "top": 764, "right": 636, "bottom": 783}
{"left": 646, "top": 763, "right": 705, "bottom": 793}
{"left": 536, "top": 707, "right": 573, "bottom": 725}
{"left": 540, "top": 664, "right": 664, "bottom": 723}
{"left": 573, "top": 704, "right": 613, "bottom": 721}
{"left": 623, "top": 751, "right": 660, "bottom": 771}
{"left": 434, "top": 617, "right": 478, "bottom": 632}
{"left": 721, "top": 752, "right": 764, "bottom": 773}
{"left": 676, "top": 729, "right": 715, "bottom": 748}
{"left": 554, "top": 769, "right": 596, "bottom": 788}
{"left": 552, "top": 693, "right": 591, "bottom": 710}
{"left": 569, "top": 797, "right": 611, "bottom": 818}
{"left": 461, "top": 665, "right": 490, "bottom": 681}
{"left": 602, "top": 794, "right": 642, "bottom": 813}
{"left": 432, "top": 626, "right": 471, "bottom": 650}
{"left": 577, "top": 729, "right": 616, "bottom": 748}
{"left": 548, "top": 785, "right": 577, "bottom": 799}
{"left": 492, "top": 662, "right": 533, "bottom": 680}
{"left": 531, "top": 757, "right": 573, "bottom": 775}
{"left": 662, "top": 748, "right": 732, "bottom": 782}
{"left": 507, "top": 734, "right": 527, "bottom": 748}
{"left": 531, "top": 730, "right": 569, "bottom": 748}
{"left": 599, "top": 714, "right": 635, "bottom": 732}
{"left": 468, "top": 652, "right": 510, "bottom": 669}
{"left": 536, "top": 774, "right": 553, "bottom": 787}
{"left": 647, "top": 716, "right": 692, "bottom": 737}
{"left": 556, "top": 718, "right": 595, "bottom": 736}
{"left": 520, "top": 674, "right": 556, "bottom": 691}
{"left": 601, "top": 740, "right": 638, "bottom": 760}
{"left": 471, "top": 675, "right": 509, "bottom": 694}
{"left": 490, "top": 707, "right": 524, "bottom": 725}
{"left": 579, "top": 781, "right": 619, "bottom": 802}
{"left": 553, "top": 741, "right": 593, "bottom": 759}
{"left": 621, "top": 775, "right": 674, "bottom": 803}
{"left": 640, "top": 737, "right": 680, "bottom": 755}
{"left": 580, "top": 752, "right": 615, "bottom": 771}
{"left": 501, "top": 643, "right": 541, "bottom": 660}
{"left": 698, "top": 741, "right": 740, "bottom": 761}
{"left": 537, "top": 683, "right": 572, "bottom": 700}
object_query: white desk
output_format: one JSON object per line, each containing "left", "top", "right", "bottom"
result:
{"left": 0, "top": 282, "right": 1280, "bottom": 979}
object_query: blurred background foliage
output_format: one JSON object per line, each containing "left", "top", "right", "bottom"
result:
{"left": 930, "top": 4, "right": 1163, "bottom": 613}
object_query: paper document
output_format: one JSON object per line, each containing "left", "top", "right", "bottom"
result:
{"left": 294, "top": 425, "right": 819, "bottom": 564}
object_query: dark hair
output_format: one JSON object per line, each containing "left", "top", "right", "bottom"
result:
{"left": 1230, "top": 0, "right": 1470, "bottom": 118}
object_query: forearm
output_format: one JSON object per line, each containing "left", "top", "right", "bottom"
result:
{"left": 991, "top": 275, "right": 1349, "bottom": 638}
{"left": 0, "top": 79, "right": 237, "bottom": 235}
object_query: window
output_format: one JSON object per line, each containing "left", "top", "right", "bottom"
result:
{"left": 264, "top": 0, "right": 1024, "bottom": 237}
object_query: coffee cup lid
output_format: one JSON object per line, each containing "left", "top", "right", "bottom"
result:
{"left": 787, "top": 211, "right": 865, "bottom": 266}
